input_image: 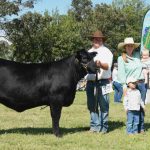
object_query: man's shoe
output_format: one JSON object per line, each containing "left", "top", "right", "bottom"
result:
{"left": 88, "top": 129, "right": 99, "bottom": 133}
{"left": 101, "top": 130, "right": 108, "bottom": 134}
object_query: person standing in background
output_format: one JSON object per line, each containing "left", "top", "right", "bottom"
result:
{"left": 141, "top": 49, "right": 150, "bottom": 85}
{"left": 141, "top": 49, "right": 150, "bottom": 104}
{"left": 112, "top": 63, "right": 123, "bottom": 103}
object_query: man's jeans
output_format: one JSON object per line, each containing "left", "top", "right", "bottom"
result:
{"left": 86, "top": 79, "right": 110, "bottom": 133}
{"left": 127, "top": 110, "right": 140, "bottom": 134}
{"left": 113, "top": 81, "right": 123, "bottom": 102}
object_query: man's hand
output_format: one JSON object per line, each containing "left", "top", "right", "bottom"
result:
{"left": 96, "top": 60, "right": 102, "bottom": 68}
{"left": 95, "top": 60, "right": 108, "bottom": 70}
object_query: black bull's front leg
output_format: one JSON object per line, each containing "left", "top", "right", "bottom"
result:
{"left": 50, "top": 104, "right": 62, "bottom": 137}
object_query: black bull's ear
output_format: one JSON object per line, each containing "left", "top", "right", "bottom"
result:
{"left": 89, "top": 52, "right": 97, "bottom": 59}
{"left": 75, "top": 50, "right": 97, "bottom": 60}
{"left": 87, "top": 60, "right": 98, "bottom": 74}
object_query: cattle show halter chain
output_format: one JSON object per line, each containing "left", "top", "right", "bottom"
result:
{"left": 75, "top": 58, "right": 91, "bottom": 73}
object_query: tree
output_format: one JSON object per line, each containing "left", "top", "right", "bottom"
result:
{"left": 47, "top": 11, "right": 90, "bottom": 60}
{"left": 4, "top": 10, "right": 88, "bottom": 62}
{"left": 4, "top": 12, "right": 52, "bottom": 62}
{"left": 92, "top": 4, "right": 125, "bottom": 51}
{"left": 0, "top": 0, "right": 37, "bottom": 21}
{"left": 0, "top": 0, "right": 39, "bottom": 60}
{"left": 2, "top": 0, "right": 150, "bottom": 63}
{"left": 69, "top": 0, "right": 93, "bottom": 22}
{"left": 112, "top": 0, "right": 150, "bottom": 59}
{"left": 112, "top": 0, "right": 147, "bottom": 9}
{"left": 0, "top": 43, "right": 14, "bottom": 59}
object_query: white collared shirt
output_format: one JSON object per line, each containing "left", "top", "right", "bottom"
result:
{"left": 123, "top": 88, "right": 145, "bottom": 111}
{"left": 84, "top": 45, "right": 113, "bottom": 81}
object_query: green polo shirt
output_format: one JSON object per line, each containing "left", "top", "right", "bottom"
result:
{"left": 117, "top": 52, "right": 144, "bottom": 89}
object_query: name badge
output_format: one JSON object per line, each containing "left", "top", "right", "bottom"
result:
{"left": 102, "top": 83, "right": 113, "bottom": 95}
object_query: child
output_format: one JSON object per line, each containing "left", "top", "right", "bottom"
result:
{"left": 141, "top": 49, "right": 150, "bottom": 104}
{"left": 141, "top": 49, "right": 150, "bottom": 84}
{"left": 123, "top": 77, "right": 145, "bottom": 134}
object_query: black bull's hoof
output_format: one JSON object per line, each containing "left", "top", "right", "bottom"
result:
{"left": 54, "top": 132, "right": 63, "bottom": 138}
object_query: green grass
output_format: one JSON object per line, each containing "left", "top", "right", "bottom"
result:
{"left": 0, "top": 92, "right": 150, "bottom": 150}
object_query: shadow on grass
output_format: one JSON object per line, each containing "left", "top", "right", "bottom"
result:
{"left": 0, "top": 127, "right": 53, "bottom": 135}
{"left": 0, "top": 127, "right": 88, "bottom": 136}
{"left": 108, "top": 120, "right": 125, "bottom": 132}
{"left": 0, "top": 120, "right": 125, "bottom": 136}
{"left": 144, "top": 122, "right": 150, "bottom": 131}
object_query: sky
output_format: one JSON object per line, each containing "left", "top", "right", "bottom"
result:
{"left": 27, "top": 0, "right": 113, "bottom": 15}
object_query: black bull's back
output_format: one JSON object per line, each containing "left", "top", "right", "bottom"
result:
{"left": 0, "top": 50, "right": 97, "bottom": 136}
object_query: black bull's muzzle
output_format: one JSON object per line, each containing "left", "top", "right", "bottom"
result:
{"left": 87, "top": 60, "right": 98, "bottom": 74}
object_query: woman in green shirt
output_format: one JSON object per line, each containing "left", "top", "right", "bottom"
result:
{"left": 117, "top": 37, "right": 146, "bottom": 133}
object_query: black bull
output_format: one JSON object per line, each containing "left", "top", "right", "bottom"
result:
{"left": 0, "top": 50, "right": 97, "bottom": 137}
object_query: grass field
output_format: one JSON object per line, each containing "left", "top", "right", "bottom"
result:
{"left": 0, "top": 91, "right": 150, "bottom": 150}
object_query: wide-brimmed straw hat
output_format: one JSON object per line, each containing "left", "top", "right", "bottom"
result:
{"left": 118, "top": 37, "right": 140, "bottom": 49}
{"left": 89, "top": 30, "right": 106, "bottom": 41}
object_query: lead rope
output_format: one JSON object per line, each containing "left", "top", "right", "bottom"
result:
{"left": 95, "top": 69, "right": 99, "bottom": 112}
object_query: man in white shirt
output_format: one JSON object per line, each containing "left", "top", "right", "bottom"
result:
{"left": 85, "top": 30, "right": 113, "bottom": 133}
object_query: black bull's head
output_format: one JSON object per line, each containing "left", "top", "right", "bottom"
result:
{"left": 75, "top": 50, "right": 98, "bottom": 74}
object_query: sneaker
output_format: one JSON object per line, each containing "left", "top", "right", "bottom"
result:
{"left": 140, "top": 130, "right": 145, "bottom": 134}
{"left": 88, "top": 129, "right": 99, "bottom": 133}
{"left": 128, "top": 133, "right": 134, "bottom": 136}
{"left": 101, "top": 130, "right": 108, "bottom": 134}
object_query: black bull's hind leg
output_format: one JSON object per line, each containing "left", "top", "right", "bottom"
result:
{"left": 50, "top": 104, "right": 62, "bottom": 137}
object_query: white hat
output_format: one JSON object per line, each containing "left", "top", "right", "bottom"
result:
{"left": 126, "top": 77, "right": 137, "bottom": 84}
{"left": 118, "top": 37, "right": 140, "bottom": 49}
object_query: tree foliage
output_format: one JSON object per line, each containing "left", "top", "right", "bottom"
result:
{"left": 70, "top": 0, "right": 93, "bottom": 22}
{"left": 0, "top": 43, "right": 14, "bottom": 59}
{"left": 1, "top": 0, "right": 150, "bottom": 62}
{"left": 48, "top": 13, "right": 86, "bottom": 60}
{"left": 0, "top": 0, "right": 38, "bottom": 22}
{"left": 4, "top": 12, "right": 52, "bottom": 62}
